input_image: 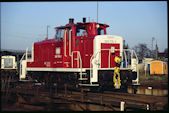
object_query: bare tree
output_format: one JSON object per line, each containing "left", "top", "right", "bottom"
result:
{"left": 132, "top": 43, "right": 151, "bottom": 58}
{"left": 164, "top": 48, "right": 168, "bottom": 55}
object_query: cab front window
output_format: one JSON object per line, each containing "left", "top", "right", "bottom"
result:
{"left": 55, "top": 29, "right": 65, "bottom": 40}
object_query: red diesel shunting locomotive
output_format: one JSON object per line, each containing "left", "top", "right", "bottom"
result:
{"left": 20, "top": 18, "right": 139, "bottom": 90}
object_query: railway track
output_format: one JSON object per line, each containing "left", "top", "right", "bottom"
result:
{"left": 1, "top": 82, "right": 168, "bottom": 111}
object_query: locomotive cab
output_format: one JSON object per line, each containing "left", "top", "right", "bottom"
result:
{"left": 53, "top": 18, "right": 109, "bottom": 69}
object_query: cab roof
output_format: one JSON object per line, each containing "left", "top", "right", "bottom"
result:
{"left": 55, "top": 22, "right": 109, "bottom": 29}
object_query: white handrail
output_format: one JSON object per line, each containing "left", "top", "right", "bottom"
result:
{"left": 20, "top": 53, "right": 26, "bottom": 64}
{"left": 90, "top": 50, "right": 101, "bottom": 78}
{"left": 132, "top": 50, "right": 139, "bottom": 84}
{"left": 71, "top": 51, "right": 82, "bottom": 68}
{"left": 71, "top": 51, "right": 83, "bottom": 79}
{"left": 19, "top": 53, "right": 26, "bottom": 76}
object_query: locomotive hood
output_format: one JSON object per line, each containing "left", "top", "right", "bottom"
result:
{"left": 93, "top": 35, "right": 123, "bottom": 55}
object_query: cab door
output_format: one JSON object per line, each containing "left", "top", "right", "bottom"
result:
{"left": 72, "top": 26, "right": 87, "bottom": 68}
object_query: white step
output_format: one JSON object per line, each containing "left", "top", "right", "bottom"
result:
{"left": 79, "top": 73, "right": 87, "bottom": 75}
{"left": 79, "top": 78, "right": 88, "bottom": 80}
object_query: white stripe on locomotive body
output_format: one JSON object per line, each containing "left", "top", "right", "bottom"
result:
{"left": 26, "top": 67, "right": 131, "bottom": 72}
{"left": 26, "top": 68, "right": 88, "bottom": 72}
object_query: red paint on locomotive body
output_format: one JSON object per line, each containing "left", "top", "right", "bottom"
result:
{"left": 101, "top": 43, "right": 120, "bottom": 68}
{"left": 27, "top": 21, "right": 109, "bottom": 69}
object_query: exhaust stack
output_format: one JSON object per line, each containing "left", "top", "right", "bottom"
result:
{"left": 83, "top": 17, "right": 86, "bottom": 23}
{"left": 69, "top": 18, "right": 74, "bottom": 24}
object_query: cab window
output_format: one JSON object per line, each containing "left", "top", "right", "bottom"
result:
{"left": 76, "top": 27, "right": 87, "bottom": 37}
{"left": 97, "top": 28, "right": 105, "bottom": 35}
{"left": 56, "top": 29, "right": 65, "bottom": 40}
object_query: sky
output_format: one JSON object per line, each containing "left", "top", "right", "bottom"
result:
{"left": 1, "top": 1, "right": 168, "bottom": 52}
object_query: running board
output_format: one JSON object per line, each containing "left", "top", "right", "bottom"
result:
{"left": 19, "top": 79, "right": 32, "bottom": 82}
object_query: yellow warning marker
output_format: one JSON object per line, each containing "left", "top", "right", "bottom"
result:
{"left": 113, "top": 56, "right": 121, "bottom": 88}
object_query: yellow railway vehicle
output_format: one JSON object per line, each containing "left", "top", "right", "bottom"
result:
{"left": 150, "top": 61, "right": 168, "bottom": 75}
